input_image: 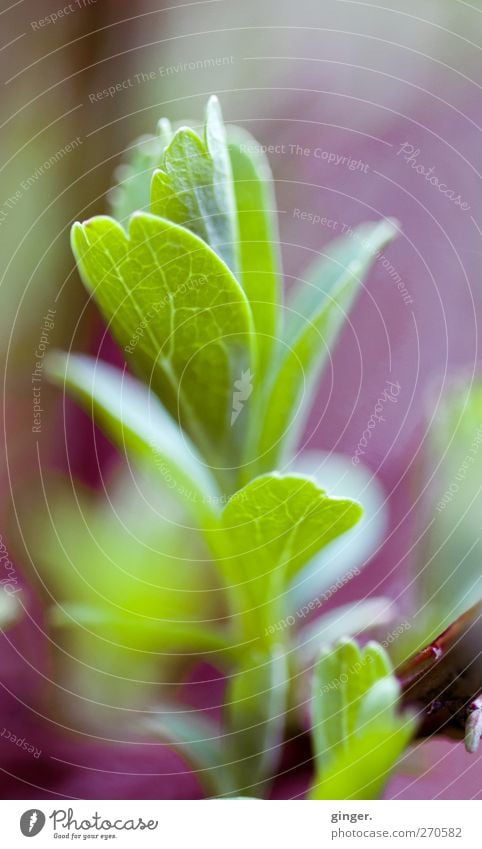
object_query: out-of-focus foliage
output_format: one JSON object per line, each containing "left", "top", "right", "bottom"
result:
{"left": 394, "top": 380, "right": 482, "bottom": 664}
{"left": 0, "top": 588, "right": 19, "bottom": 630}
{"left": 39, "top": 98, "right": 402, "bottom": 793}
{"left": 310, "top": 639, "right": 415, "bottom": 799}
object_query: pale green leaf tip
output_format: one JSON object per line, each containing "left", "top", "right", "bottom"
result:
{"left": 206, "top": 94, "right": 221, "bottom": 117}
{"left": 386, "top": 216, "right": 400, "bottom": 230}
{"left": 381, "top": 216, "right": 401, "bottom": 241}
{"left": 0, "top": 589, "right": 20, "bottom": 630}
{"left": 70, "top": 220, "right": 85, "bottom": 253}
{"left": 151, "top": 167, "right": 167, "bottom": 183}
{"left": 205, "top": 95, "right": 226, "bottom": 149}
{"left": 127, "top": 209, "right": 156, "bottom": 237}
{"left": 44, "top": 349, "right": 68, "bottom": 386}
{"left": 129, "top": 209, "right": 145, "bottom": 223}
{"left": 170, "top": 124, "right": 203, "bottom": 147}
{"left": 157, "top": 117, "right": 173, "bottom": 146}
{"left": 337, "top": 637, "right": 362, "bottom": 666}
{"left": 363, "top": 640, "right": 393, "bottom": 672}
{"left": 71, "top": 220, "right": 83, "bottom": 236}
{"left": 337, "top": 636, "right": 359, "bottom": 652}
{"left": 360, "top": 677, "right": 400, "bottom": 721}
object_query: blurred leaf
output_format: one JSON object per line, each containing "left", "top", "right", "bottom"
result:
{"left": 227, "top": 126, "right": 282, "bottom": 376}
{"left": 405, "top": 378, "right": 482, "bottom": 658}
{"left": 49, "top": 603, "right": 234, "bottom": 660}
{"left": 47, "top": 353, "right": 220, "bottom": 525}
{"left": 70, "top": 213, "right": 254, "bottom": 465}
{"left": 151, "top": 96, "right": 239, "bottom": 273}
{"left": 215, "top": 474, "right": 362, "bottom": 641}
{"left": 286, "top": 450, "right": 388, "bottom": 610}
{"left": 285, "top": 221, "right": 398, "bottom": 345}
{"left": 225, "top": 646, "right": 288, "bottom": 791}
{"left": 146, "top": 709, "right": 238, "bottom": 797}
{"left": 310, "top": 720, "right": 414, "bottom": 800}
{"left": 18, "top": 470, "right": 222, "bottom": 710}
{"left": 310, "top": 639, "right": 415, "bottom": 799}
{"left": 27, "top": 478, "right": 214, "bottom": 621}
{"left": 312, "top": 640, "right": 392, "bottom": 760}
{"left": 249, "top": 220, "right": 399, "bottom": 472}
{"left": 0, "top": 588, "right": 20, "bottom": 630}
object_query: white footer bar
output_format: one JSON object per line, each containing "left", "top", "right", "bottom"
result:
{"left": 0, "top": 799, "right": 479, "bottom": 847}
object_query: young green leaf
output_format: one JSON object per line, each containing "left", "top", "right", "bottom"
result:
{"left": 310, "top": 720, "right": 414, "bottom": 800}
{"left": 310, "top": 638, "right": 416, "bottom": 800}
{"left": 312, "top": 639, "right": 390, "bottom": 760}
{"left": 286, "top": 449, "right": 388, "bottom": 611}
{"left": 212, "top": 474, "right": 362, "bottom": 642}
{"left": 227, "top": 126, "right": 282, "bottom": 376}
{"left": 225, "top": 646, "right": 288, "bottom": 793}
{"left": 46, "top": 352, "right": 221, "bottom": 525}
{"left": 151, "top": 96, "right": 239, "bottom": 274}
{"left": 247, "top": 219, "right": 399, "bottom": 473}
{"left": 70, "top": 212, "right": 254, "bottom": 467}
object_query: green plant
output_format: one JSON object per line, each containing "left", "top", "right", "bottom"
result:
{"left": 310, "top": 640, "right": 415, "bottom": 799}
{"left": 42, "top": 97, "right": 415, "bottom": 798}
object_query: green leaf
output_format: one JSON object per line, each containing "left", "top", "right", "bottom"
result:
{"left": 286, "top": 450, "right": 388, "bottom": 611}
{"left": 16, "top": 470, "right": 224, "bottom": 711}
{"left": 46, "top": 353, "right": 220, "bottom": 525}
{"left": 310, "top": 719, "right": 414, "bottom": 800}
{"left": 248, "top": 219, "right": 399, "bottom": 473}
{"left": 213, "top": 474, "right": 362, "bottom": 642}
{"left": 145, "top": 709, "right": 239, "bottom": 797}
{"left": 310, "top": 639, "right": 416, "bottom": 799}
{"left": 49, "top": 603, "right": 235, "bottom": 661}
{"left": 70, "top": 212, "right": 254, "bottom": 467}
{"left": 312, "top": 639, "right": 390, "bottom": 760}
{"left": 225, "top": 646, "right": 288, "bottom": 793}
{"left": 227, "top": 126, "right": 282, "bottom": 376}
{"left": 151, "top": 96, "right": 239, "bottom": 274}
